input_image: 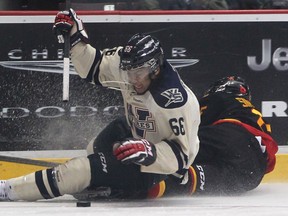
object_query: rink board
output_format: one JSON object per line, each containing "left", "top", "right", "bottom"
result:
{"left": 0, "top": 11, "right": 288, "bottom": 153}
{"left": 0, "top": 149, "right": 287, "bottom": 183}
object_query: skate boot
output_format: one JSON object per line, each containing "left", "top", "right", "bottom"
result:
{"left": 0, "top": 180, "right": 8, "bottom": 200}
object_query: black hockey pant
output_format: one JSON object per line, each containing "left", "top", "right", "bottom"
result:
{"left": 163, "top": 123, "right": 267, "bottom": 196}
{"left": 87, "top": 116, "right": 166, "bottom": 198}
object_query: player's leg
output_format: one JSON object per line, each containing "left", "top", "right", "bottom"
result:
{"left": 195, "top": 123, "right": 267, "bottom": 194}
{"left": 0, "top": 151, "right": 163, "bottom": 201}
{"left": 82, "top": 116, "right": 167, "bottom": 200}
{"left": 147, "top": 166, "right": 197, "bottom": 198}
{"left": 0, "top": 156, "right": 91, "bottom": 201}
{"left": 148, "top": 123, "right": 267, "bottom": 197}
{"left": 0, "top": 151, "right": 162, "bottom": 201}
{"left": 87, "top": 148, "right": 166, "bottom": 199}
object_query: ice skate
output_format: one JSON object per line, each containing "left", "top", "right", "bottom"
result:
{"left": 0, "top": 180, "right": 8, "bottom": 201}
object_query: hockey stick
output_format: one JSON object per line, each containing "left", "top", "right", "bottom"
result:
{"left": 0, "top": 155, "right": 61, "bottom": 167}
{"left": 62, "top": 0, "right": 71, "bottom": 102}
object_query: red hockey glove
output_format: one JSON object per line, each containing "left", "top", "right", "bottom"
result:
{"left": 53, "top": 8, "right": 89, "bottom": 47}
{"left": 53, "top": 10, "right": 72, "bottom": 43}
{"left": 113, "top": 139, "right": 157, "bottom": 166}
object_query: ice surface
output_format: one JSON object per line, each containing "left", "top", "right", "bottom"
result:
{"left": 1, "top": 183, "right": 288, "bottom": 216}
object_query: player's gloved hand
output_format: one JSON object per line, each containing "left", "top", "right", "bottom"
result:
{"left": 53, "top": 8, "right": 89, "bottom": 47}
{"left": 113, "top": 138, "right": 157, "bottom": 166}
{"left": 53, "top": 10, "right": 73, "bottom": 43}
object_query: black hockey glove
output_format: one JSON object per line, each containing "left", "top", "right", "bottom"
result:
{"left": 53, "top": 8, "right": 89, "bottom": 47}
{"left": 113, "top": 138, "right": 157, "bottom": 166}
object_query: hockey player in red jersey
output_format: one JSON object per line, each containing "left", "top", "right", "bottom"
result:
{"left": 0, "top": 9, "right": 200, "bottom": 201}
{"left": 147, "top": 76, "right": 278, "bottom": 198}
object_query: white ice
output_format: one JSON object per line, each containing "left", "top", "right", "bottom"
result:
{"left": 1, "top": 183, "right": 287, "bottom": 216}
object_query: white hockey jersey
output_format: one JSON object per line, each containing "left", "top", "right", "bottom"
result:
{"left": 71, "top": 43, "right": 200, "bottom": 177}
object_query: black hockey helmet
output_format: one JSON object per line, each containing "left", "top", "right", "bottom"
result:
{"left": 120, "top": 33, "right": 164, "bottom": 75}
{"left": 204, "top": 76, "right": 251, "bottom": 100}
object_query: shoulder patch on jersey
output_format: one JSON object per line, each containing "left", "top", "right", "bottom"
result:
{"left": 161, "top": 88, "right": 184, "bottom": 107}
{"left": 150, "top": 61, "right": 188, "bottom": 109}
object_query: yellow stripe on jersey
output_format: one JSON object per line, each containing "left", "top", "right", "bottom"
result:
{"left": 216, "top": 118, "right": 241, "bottom": 123}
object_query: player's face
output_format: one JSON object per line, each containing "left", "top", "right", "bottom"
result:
{"left": 127, "top": 67, "right": 151, "bottom": 94}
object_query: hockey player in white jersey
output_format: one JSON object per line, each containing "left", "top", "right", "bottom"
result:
{"left": 0, "top": 9, "right": 200, "bottom": 201}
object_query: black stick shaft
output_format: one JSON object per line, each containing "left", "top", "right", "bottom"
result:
{"left": 0, "top": 155, "right": 61, "bottom": 167}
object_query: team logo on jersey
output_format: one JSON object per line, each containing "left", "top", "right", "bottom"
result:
{"left": 127, "top": 104, "right": 156, "bottom": 138}
{"left": 161, "top": 88, "right": 184, "bottom": 107}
